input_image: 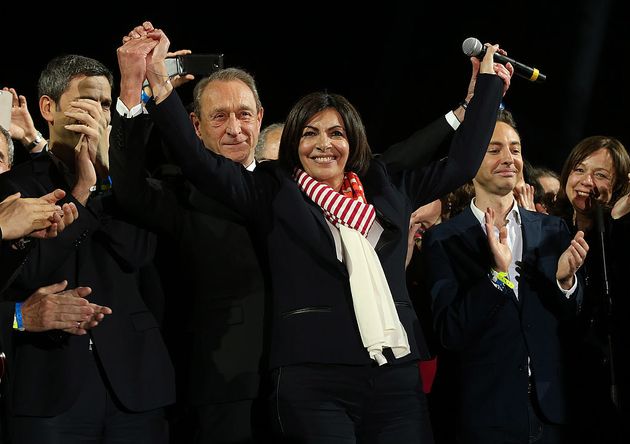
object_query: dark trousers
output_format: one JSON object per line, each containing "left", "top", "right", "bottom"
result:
{"left": 526, "top": 391, "right": 569, "bottom": 444}
{"left": 192, "top": 396, "right": 271, "bottom": 444}
{"left": 9, "top": 347, "right": 168, "bottom": 444}
{"left": 457, "top": 384, "right": 571, "bottom": 444}
{"left": 269, "top": 361, "right": 433, "bottom": 444}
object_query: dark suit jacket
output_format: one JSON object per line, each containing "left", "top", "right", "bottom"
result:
{"left": 109, "top": 112, "right": 267, "bottom": 405}
{"left": 0, "top": 155, "right": 175, "bottom": 416}
{"left": 422, "top": 205, "right": 581, "bottom": 431}
{"left": 147, "top": 74, "right": 502, "bottom": 369}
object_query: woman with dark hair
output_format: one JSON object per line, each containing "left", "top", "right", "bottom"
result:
{"left": 120, "top": 26, "right": 513, "bottom": 442}
{"left": 551, "top": 135, "right": 630, "bottom": 443}
{"left": 553, "top": 136, "right": 630, "bottom": 232}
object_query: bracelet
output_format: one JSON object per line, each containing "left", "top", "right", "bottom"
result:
{"left": 489, "top": 268, "right": 515, "bottom": 292}
{"left": 14, "top": 302, "right": 25, "bottom": 331}
{"left": 459, "top": 99, "right": 469, "bottom": 110}
{"left": 141, "top": 89, "right": 151, "bottom": 104}
{"left": 496, "top": 272, "right": 515, "bottom": 290}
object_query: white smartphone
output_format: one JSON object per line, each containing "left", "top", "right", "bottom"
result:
{"left": 0, "top": 90, "right": 11, "bottom": 131}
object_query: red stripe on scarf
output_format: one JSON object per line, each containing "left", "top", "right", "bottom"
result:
{"left": 294, "top": 169, "right": 375, "bottom": 237}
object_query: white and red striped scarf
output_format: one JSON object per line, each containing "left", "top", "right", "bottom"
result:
{"left": 294, "top": 168, "right": 410, "bottom": 365}
{"left": 294, "top": 169, "right": 376, "bottom": 236}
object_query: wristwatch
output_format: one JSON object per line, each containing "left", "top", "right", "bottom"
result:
{"left": 24, "top": 131, "right": 43, "bottom": 150}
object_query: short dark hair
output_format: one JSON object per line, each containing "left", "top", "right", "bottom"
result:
{"left": 442, "top": 181, "right": 475, "bottom": 219}
{"left": 278, "top": 92, "right": 372, "bottom": 176}
{"left": 496, "top": 109, "right": 519, "bottom": 136}
{"left": 37, "top": 55, "right": 113, "bottom": 103}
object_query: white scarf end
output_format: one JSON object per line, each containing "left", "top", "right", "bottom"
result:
{"left": 371, "top": 351, "right": 389, "bottom": 366}
{"left": 369, "top": 346, "right": 411, "bottom": 366}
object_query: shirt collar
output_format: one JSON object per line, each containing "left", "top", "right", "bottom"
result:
{"left": 470, "top": 197, "right": 522, "bottom": 227}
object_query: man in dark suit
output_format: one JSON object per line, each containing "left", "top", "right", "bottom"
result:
{"left": 110, "top": 65, "right": 269, "bottom": 443}
{"left": 0, "top": 55, "right": 174, "bottom": 444}
{"left": 422, "top": 109, "right": 589, "bottom": 443}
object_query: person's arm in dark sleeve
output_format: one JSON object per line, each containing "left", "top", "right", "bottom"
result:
{"left": 109, "top": 107, "right": 182, "bottom": 237}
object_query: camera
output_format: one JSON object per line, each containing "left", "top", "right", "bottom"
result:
{"left": 165, "top": 54, "right": 224, "bottom": 77}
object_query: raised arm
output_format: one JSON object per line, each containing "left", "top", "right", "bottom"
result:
{"left": 380, "top": 56, "right": 482, "bottom": 172}
{"left": 395, "top": 45, "right": 513, "bottom": 207}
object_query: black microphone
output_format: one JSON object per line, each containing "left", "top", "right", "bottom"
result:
{"left": 462, "top": 37, "right": 546, "bottom": 83}
{"left": 591, "top": 194, "right": 618, "bottom": 407}
{"left": 593, "top": 197, "right": 606, "bottom": 234}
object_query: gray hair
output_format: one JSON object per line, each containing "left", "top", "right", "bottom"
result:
{"left": 192, "top": 67, "right": 262, "bottom": 118}
{"left": 0, "top": 125, "right": 14, "bottom": 168}
{"left": 254, "top": 122, "right": 284, "bottom": 161}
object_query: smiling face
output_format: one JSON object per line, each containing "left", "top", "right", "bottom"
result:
{"left": 473, "top": 121, "right": 523, "bottom": 197}
{"left": 192, "top": 79, "right": 263, "bottom": 167}
{"left": 298, "top": 108, "right": 349, "bottom": 191}
{"left": 566, "top": 148, "right": 614, "bottom": 214}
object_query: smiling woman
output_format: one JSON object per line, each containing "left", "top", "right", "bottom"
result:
{"left": 550, "top": 135, "right": 630, "bottom": 443}
{"left": 553, "top": 136, "right": 630, "bottom": 232}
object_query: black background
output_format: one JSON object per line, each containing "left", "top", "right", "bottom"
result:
{"left": 2, "top": 0, "right": 627, "bottom": 172}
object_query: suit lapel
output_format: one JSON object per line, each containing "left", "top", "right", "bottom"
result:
{"left": 362, "top": 165, "right": 407, "bottom": 257}
{"left": 519, "top": 208, "right": 541, "bottom": 264}
{"left": 453, "top": 207, "right": 490, "bottom": 254}
{"left": 519, "top": 209, "right": 542, "bottom": 266}
{"left": 274, "top": 177, "right": 340, "bottom": 270}
{"left": 517, "top": 209, "right": 543, "bottom": 311}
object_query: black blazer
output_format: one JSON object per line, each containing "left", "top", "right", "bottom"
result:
{"left": 109, "top": 112, "right": 267, "bottom": 405}
{"left": 0, "top": 155, "right": 175, "bottom": 416}
{"left": 422, "top": 206, "right": 581, "bottom": 429}
{"left": 147, "top": 75, "right": 503, "bottom": 369}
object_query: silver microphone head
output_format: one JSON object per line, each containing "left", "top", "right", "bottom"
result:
{"left": 462, "top": 37, "right": 483, "bottom": 57}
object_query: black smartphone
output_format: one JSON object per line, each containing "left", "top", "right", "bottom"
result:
{"left": 180, "top": 54, "right": 224, "bottom": 75}
{"left": 165, "top": 54, "right": 224, "bottom": 77}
